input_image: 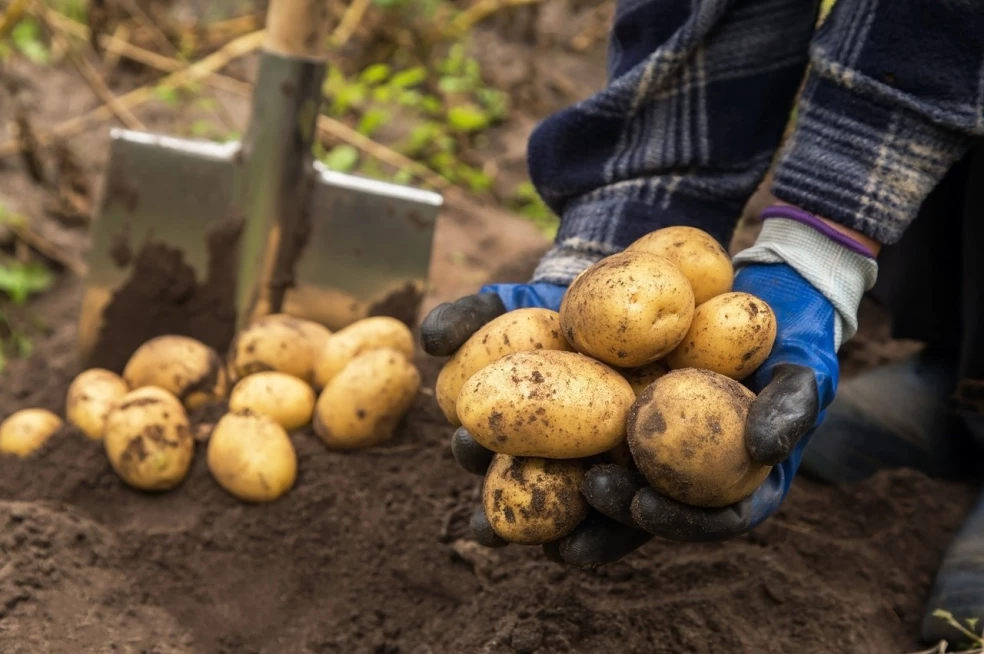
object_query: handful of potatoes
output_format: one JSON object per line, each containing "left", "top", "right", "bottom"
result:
{"left": 3, "top": 312, "right": 422, "bottom": 505}
{"left": 432, "top": 226, "right": 779, "bottom": 547}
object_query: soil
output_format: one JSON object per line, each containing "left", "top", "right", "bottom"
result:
{"left": 86, "top": 216, "right": 244, "bottom": 373}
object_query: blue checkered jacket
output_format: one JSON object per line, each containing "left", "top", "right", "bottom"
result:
{"left": 527, "top": 0, "right": 984, "bottom": 285}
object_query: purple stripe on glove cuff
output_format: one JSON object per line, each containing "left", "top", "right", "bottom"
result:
{"left": 760, "top": 205, "right": 876, "bottom": 258}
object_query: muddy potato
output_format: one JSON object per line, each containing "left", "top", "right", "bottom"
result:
{"left": 618, "top": 360, "right": 670, "bottom": 397}
{"left": 66, "top": 368, "right": 130, "bottom": 439}
{"left": 314, "top": 316, "right": 414, "bottom": 388}
{"left": 482, "top": 454, "right": 588, "bottom": 544}
{"left": 207, "top": 411, "right": 298, "bottom": 502}
{"left": 626, "top": 226, "right": 733, "bottom": 305}
{"left": 627, "top": 368, "right": 770, "bottom": 507}
{"left": 560, "top": 251, "right": 695, "bottom": 367}
{"left": 314, "top": 348, "right": 421, "bottom": 450}
{"left": 228, "top": 372, "right": 316, "bottom": 431}
{"left": 228, "top": 313, "right": 332, "bottom": 385}
{"left": 103, "top": 386, "right": 194, "bottom": 491}
{"left": 666, "top": 292, "right": 777, "bottom": 381}
{"left": 0, "top": 409, "right": 63, "bottom": 457}
{"left": 457, "top": 350, "right": 635, "bottom": 459}
{"left": 436, "top": 308, "right": 573, "bottom": 426}
{"left": 123, "top": 335, "right": 228, "bottom": 409}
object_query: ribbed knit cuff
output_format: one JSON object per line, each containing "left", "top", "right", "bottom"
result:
{"left": 733, "top": 215, "right": 878, "bottom": 349}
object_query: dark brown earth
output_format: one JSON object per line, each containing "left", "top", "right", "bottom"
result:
{"left": 0, "top": 270, "right": 975, "bottom": 653}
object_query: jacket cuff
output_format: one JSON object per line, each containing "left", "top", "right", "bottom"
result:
{"left": 530, "top": 191, "right": 743, "bottom": 286}
{"left": 771, "top": 72, "right": 970, "bottom": 245}
{"left": 733, "top": 217, "right": 878, "bottom": 349}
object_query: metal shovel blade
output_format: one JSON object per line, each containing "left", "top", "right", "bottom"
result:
{"left": 79, "top": 126, "right": 442, "bottom": 372}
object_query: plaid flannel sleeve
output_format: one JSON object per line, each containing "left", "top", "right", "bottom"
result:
{"left": 528, "top": 0, "right": 984, "bottom": 286}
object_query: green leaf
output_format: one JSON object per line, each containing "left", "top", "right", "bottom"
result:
{"left": 397, "top": 90, "right": 423, "bottom": 108}
{"left": 372, "top": 85, "right": 394, "bottom": 103}
{"left": 0, "top": 262, "right": 55, "bottom": 305}
{"left": 323, "top": 145, "right": 359, "bottom": 173}
{"left": 154, "top": 85, "right": 180, "bottom": 106}
{"left": 360, "top": 63, "right": 391, "bottom": 85}
{"left": 392, "top": 168, "right": 413, "bottom": 185}
{"left": 476, "top": 88, "right": 509, "bottom": 121}
{"left": 190, "top": 120, "right": 215, "bottom": 137}
{"left": 420, "top": 95, "right": 444, "bottom": 115}
{"left": 12, "top": 20, "right": 49, "bottom": 65}
{"left": 438, "top": 76, "right": 472, "bottom": 94}
{"left": 457, "top": 165, "right": 492, "bottom": 192}
{"left": 447, "top": 104, "right": 490, "bottom": 133}
{"left": 332, "top": 82, "right": 366, "bottom": 114}
{"left": 357, "top": 108, "right": 390, "bottom": 137}
{"left": 389, "top": 67, "right": 427, "bottom": 89}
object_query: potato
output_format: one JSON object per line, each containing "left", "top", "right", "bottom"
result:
{"left": 103, "top": 386, "right": 194, "bottom": 491}
{"left": 228, "top": 372, "right": 316, "bottom": 431}
{"left": 666, "top": 292, "right": 777, "bottom": 381}
{"left": 123, "top": 335, "right": 228, "bottom": 409}
{"left": 435, "top": 308, "right": 572, "bottom": 426}
{"left": 457, "top": 350, "right": 635, "bottom": 459}
{"left": 618, "top": 360, "right": 670, "bottom": 396}
{"left": 0, "top": 409, "right": 62, "bottom": 457}
{"left": 207, "top": 411, "right": 297, "bottom": 502}
{"left": 482, "top": 454, "right": 588, "bottom": 544}
{"left": 627, "top": 368, "right": 770, "bottom": 507}
{"left": 626, "top": 226, "right": 733, "bottom": 304}
{"left": 560, "top": 251, "right": 695, "bottom": 367}
{"left": 228, "top": 313, "right": 332, "bottom": 385}
{"left": 314, "top": 348, "right": 421, "bottom": 450}
{"left": 66, "top": 368, "right": 129, "bottom": 440}
{"left": 313, "top": 316, "right": 414, "bottom": 388}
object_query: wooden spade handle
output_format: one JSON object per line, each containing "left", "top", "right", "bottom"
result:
{"left": 264, "top": 0, "right": 332, "bottom": 60}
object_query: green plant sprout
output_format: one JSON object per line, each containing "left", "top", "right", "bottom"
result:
{"left": 930, "top": 609, "right": 984, "bottom": 652}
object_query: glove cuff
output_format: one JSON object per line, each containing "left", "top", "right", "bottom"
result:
{"left": 733, "top": 210, "right": 878, "bottom": 349}
{"left": 529, "top": 239, "right": 610, "bottom": 286}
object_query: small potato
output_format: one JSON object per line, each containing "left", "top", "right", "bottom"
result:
{"left": 560, "top": 251, "right": 695, "bottom": 367}
{"left": 314, "top": 316, "right": 414, "bottom": 388}
{"left": 457, "top": 350, "right": 635, "bottom": 459}
{"left": 207, "top": 411, "right": 297, "bottom": 503}
{"left": 66, "top": 368, "right": 129, "bottom": 440}
{"left": 103, "top": 386, "right": 194, "bottom": 491}
{"left": 627, "top": 368, "right": 770, "bottom": 507}
{"left": 228, "top": 313, "right": 332, "bottom": 385}
{"left": 123, "top": 335, "right": 227, "bottom": 409}
{"left": 666, "top": 292, "right": 777, "bottom": 381}
{"left": 0, "top": 409, "right": 62, "bottom": 457}
{"left": 228, "top": 372, "right": 316, "bottom": 431}
{"left": 618, "top": 360, "right": 670, "bottom": 397}
{"left": 626, "top": 226, "right": 733, "bottom": 305}
{"left": 435, "top": 308, "right": 572, "bottom": 426}
{"left": 314, "top": 348, "right": 421, "bottom": 450}
{"left": 482, "top": 454, "right": 588, "bottom": 545}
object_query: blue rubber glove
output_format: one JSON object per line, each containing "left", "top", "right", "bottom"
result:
{"left": 583, "top": 262, "right": 839, "bottom": 542}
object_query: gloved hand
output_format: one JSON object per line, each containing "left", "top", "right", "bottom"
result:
{"left": 581, "top": 263, "right": 838, "bottom": 544}
{"left": 421, "top": 281, "right": 655, "bottom": 564}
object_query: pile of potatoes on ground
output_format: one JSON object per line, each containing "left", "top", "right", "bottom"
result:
{"left": 0, "top": 314, "right": 421, "bottom": 502}
{"left": 436, "top": 226, "right": 778, "bottom": 546}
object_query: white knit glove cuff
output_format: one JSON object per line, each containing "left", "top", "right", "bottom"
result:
{"left": 732, "top": 218, "right": 879, "bottom": 350}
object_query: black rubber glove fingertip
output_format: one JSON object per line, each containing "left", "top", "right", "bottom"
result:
{"left": 420, "top": 294, "right": 506, "bottom": 356}
{"left": 470, "top": 504, "right": 508, "bottom": 548}
{"left": 556, "top": 514, "right": 653, "bottom": 568}
{"left": 745, "top": 363, "right": 819, "bottom": 466}
{"left": 451, "top": 428, "right": 495, "bottom": 475}
{"left": 582, "top": 464, "right": 648, "bottom": 527}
